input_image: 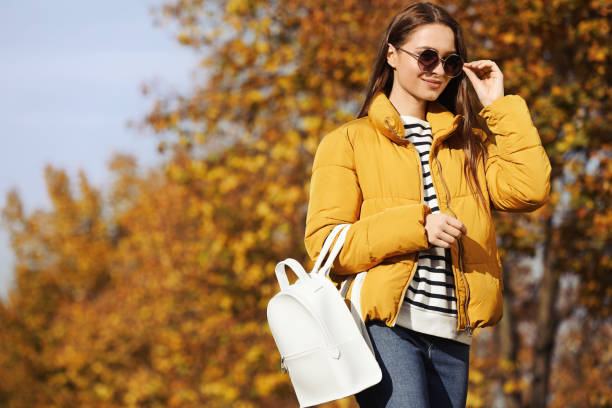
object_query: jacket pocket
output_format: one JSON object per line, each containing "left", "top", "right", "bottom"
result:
{"left": 463, "top": 263, "right": 504, "bottom": 328}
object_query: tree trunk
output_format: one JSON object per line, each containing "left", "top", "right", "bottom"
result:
{"left": 529, "top": 218, "right": 560, "bottom": 408}
{"left": 499, "top": 260, "right": 521, "bottom": 408}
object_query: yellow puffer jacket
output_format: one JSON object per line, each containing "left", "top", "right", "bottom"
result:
{"left": 304, "top": 91, "right": 551, "bottom": 334}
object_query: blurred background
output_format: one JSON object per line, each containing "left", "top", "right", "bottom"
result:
{"left": 0, "top": 0, "right": 199, "bottom": 298}
{"left": 0, "top": 1, "right": 609, "bottom": 407}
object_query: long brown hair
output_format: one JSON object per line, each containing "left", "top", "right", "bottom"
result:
{"left": 357, "top": 1, "right": 488, "bottom": 212}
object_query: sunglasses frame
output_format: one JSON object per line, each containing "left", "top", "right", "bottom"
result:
{"left": 395, "top": 46, "right": 464, "bottom": 78}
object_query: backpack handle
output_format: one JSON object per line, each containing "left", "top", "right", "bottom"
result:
{"left": 311, "top": 223, "right": 351, "bottom": 278}
{"left": 275, "top": 259, "right": 309, "bottom": 291}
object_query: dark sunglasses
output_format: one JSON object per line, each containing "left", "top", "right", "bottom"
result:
{"left": 396, "top": 47, "right": 464, "bottom": 78}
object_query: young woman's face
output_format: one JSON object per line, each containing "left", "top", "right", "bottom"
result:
{"left": 387, "top": 23, "right": 457, "bottom": 103}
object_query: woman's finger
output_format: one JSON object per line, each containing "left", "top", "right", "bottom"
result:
{"left": 433, "top": 238, "right": 451, "bottom": 249}
{"left": 465, "top": 60, "right": 491, "bottom": 69}
{"left": 467, "top": 59, "right": 495, "bottom": 67}
{"left": 464, "top": 64, "right": 487, "bottom": 76}
{"left": 446, "top": 218, "right": 467, "bottom": 235}
{"left": 462, "top": 66, "right": 480, "bottom": 83}
{"left": 438, "top": 230, "right": 457, "bottom": 245}
{"left": 466, "top": 63, "right": 491, "bottom": 75}
{"left": 444, "top": 224, "right": 463, "bottom": 239}
{"left": 466, "top": 60, "right": 501, "bottom": 75}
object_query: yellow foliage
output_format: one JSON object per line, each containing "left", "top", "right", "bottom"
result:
{"left": 470, "top": 368, "right": 484, "bottom": 385}
{"left": 302, "top": 115, "right": 322, "bottom": 132}
{"left": 254, "top": 40, "right": 269, "bottom": 54}
{"left": 225, "top": 0, "right": 249, "bottom": 15}
{"left": 466, "top": 391, "right": 483, "bottom": 407}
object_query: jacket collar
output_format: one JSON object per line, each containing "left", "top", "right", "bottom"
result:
{"left": 367, "top": 91, "right": 464, "bottom": 146}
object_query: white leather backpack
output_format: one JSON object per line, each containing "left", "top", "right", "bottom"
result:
{"left": 267, "top": 223, "right": 382, "bottom": 407}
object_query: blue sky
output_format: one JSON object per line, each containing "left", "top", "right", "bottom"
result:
{"left": 0, "top": 1, "right": 200, "bottom": 300}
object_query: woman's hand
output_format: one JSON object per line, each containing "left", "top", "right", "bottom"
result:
{"left": 462, "top": 60, "right": 504, "bottom": 108}
{"left": 424, "top": 213, "right": 467, "bottom": 248}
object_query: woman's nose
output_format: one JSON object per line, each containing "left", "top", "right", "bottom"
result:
{"left": 432, "top": 59, "right": 446, "bottom": 76}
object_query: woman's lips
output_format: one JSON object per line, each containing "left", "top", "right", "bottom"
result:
{"left": 422, "top": 78, "right": 442, "bottom": 88}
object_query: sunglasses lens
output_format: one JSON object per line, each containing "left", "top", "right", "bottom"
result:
{"left": 444, "top": 55, "right": 463, "bottom": 77}
{"left": 418, "top": 49, "right": 439, "bottom": 71}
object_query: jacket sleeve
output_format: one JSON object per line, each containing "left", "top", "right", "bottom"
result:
{"left": 481, "top": 95, "right": 551, "bottom": 212}
{"left": 304, "top": 127, "right": 432, "bottom": 275}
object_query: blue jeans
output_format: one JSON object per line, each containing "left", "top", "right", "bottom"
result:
{"left": 355, "top": 321, "right": 470, "bottom": 408}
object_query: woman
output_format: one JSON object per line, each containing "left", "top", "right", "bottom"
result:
{"left": 304, "top": 1, "right": 551, "bottom": 407}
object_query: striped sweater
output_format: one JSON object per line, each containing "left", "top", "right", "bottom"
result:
{"left": 395, "top": 114, "right": 473, "bottom": 346}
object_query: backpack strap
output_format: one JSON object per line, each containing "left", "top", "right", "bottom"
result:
{"left": 311, "top": 224, "right": 351, "bottom": 278}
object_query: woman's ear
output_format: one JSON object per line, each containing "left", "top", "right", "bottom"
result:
{"left": 387, "top": 43, "right": 397, "bottom": 70}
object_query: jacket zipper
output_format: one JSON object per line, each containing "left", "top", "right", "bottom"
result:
{"left": 385, "top": 119, "right": 423, "bottom": 327}
{"left": 385, "top": 118, "right": 471, "bottom": 333}
{"left": 432, "top": 152, "right": 472, "bottom": 335}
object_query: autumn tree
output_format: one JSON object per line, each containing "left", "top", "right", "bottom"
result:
{"left": 143, "top": 0, "right": 610, "bottom": 405}
{"left": 449, "top": 1, "right": 611, "bottom": 406}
